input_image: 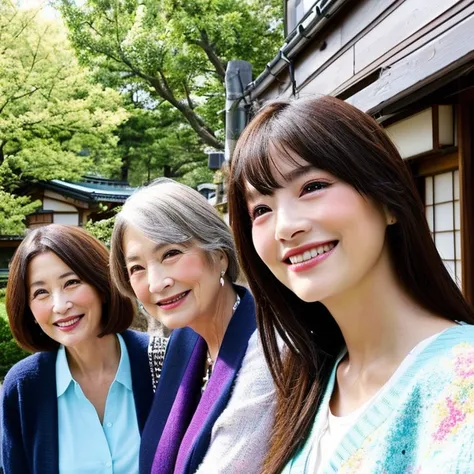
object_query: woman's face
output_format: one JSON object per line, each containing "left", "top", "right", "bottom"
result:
{"left": 27, "top": 251, "right": 104, "bottom": 347}
{"left": 246, "top": 152, "right": 392, "bottom": 305}
{"left": 123, "top": 225, "right": 224, "bottom": 330}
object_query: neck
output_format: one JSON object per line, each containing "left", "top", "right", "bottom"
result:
{"left": 65, "top": 333, "right": 120, "bottom": 379}
{"left": 323, "top": 250, "right": 453, "bottom": 370}
{"left": 191, "top": 283, "right": 238, "bottom": 361}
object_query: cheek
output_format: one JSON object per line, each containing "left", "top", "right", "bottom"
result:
{"left": 252, "top": 226, "right": 274, "bottom": 266}
{"left": 177, "top": 254, "right": 209, "bottom": 283}
{"left": 29, "top": 301, "right": 50, "bottom": 324}
{"left": 130, "top": 276, "right": 149, "bottom": 302}
{"left": 75, "top": 286, "right": 102, "bottom": 309}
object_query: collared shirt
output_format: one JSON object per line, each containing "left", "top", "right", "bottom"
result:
{"left": 56, "top": 334, "right": 140, "bottom": 474}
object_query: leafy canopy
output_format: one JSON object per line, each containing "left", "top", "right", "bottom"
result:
{"left": 0, "top": 1, "right": 128, "bottom": 233}
{"left": 58, "top": 0, "right": 283, "bottom": 149}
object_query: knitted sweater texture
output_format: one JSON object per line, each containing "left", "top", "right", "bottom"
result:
{"left": 284, "top": 324, "right": 474, "bottom": 474}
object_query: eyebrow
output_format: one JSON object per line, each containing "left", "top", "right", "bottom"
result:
{"left": 246, "top": 164, "right": 315, "bottom": 202}
{"left": 29, "top": 271, "right": 77, "bottom": 288}
{"left": 125, "top": 242, "right": 169, "bottom": 263}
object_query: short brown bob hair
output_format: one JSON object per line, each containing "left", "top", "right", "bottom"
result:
{"left": 6, "top": 224, "right": 135, "bottom": 353}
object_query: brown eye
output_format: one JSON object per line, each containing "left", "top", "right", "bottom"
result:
{"left": 162, "top": 249, "right": 181, "bottom": 261}
{"left": 252, "top": 205, "right": 271, "bottom": 220}
{"left": 129, "top": 265, "right": 144, "bottom": 275}
{"left": 300, "top": 181, "right": 330, "bottom": 196}
{"left": 33, "top": 289, "right": 48, "bottom": 299}
{"left": 64, "top": 279, "right": 80, "bottom": 288}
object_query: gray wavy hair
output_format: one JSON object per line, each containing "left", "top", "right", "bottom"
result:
{"left": 110, "top": 177, "right": 239, "bottom": 298}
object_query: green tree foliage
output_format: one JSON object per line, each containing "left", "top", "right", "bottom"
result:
{"left": 85, "top": 211, "right": 116, "bottom": 244}
{"left": 0, "top": 191, "right": 41, "bottom": 234}
{"left": 0, "top": 309, "right": 28, "bottom": 380}
{"left": 119, "top": 103, "right": 213, "bottom": 186}
{"left": 0, "top": 1, "right": 128, "bottom": 233}
{"left": 58, "top": 0, "right": 283, "bottom": 150}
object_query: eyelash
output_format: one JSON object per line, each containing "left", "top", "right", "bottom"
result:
{"left": 250, "top": 180, "right": 330, "bottom": 221}
{"left": 31, "top": 279, "right": 80, "bottom": 299}
{"left": 300, "top": 180, "right": 330, "bottom": 196}
{"left": 251, "top": 205, "right": 271, "bottom": 220}
{"left": 33, "top": 289, "right": 47, "bottom": 299}
{"left": 162, "top": 249, "right": 181, "bottom": 261}
{"left": 128, "top": 249, "right": 182, "bottom": 276}
{"left": 129, "top": 265, "right": 143, "bottom": 276}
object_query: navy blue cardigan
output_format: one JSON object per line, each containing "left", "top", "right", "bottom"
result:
{"left": 1, "top": 330, "right": 154, "bottom": 474}
{"left": 139, "top": 286, "right": 256, "bottom": 474}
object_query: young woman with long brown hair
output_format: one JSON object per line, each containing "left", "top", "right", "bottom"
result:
{"left": 228, "top": 96, "right": 474, "bottom": 473}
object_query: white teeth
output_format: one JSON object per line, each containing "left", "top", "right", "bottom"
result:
{"left": 56, "top": 317, "right": 80, "bottom": 328}
{"left": 160, "top": 292, "right": 187, "bottom": 305}
{"left": 288, "top": 242, "right": 336, "bottom": 265}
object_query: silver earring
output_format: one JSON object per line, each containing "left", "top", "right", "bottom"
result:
{"left": 219, "top": 270, "right": 225, "bottom": 287}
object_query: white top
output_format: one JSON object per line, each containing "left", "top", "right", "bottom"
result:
{"left": 195, "top": 330, "right": 279, "bottom": 474}
{"left": 311, "top": 333, "right": 440, "bottom": 473}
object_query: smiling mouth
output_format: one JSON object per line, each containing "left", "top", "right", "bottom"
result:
{"left": 157, "top": 291, "right": 190, "bottom": 306}
{"left": 54, "top": 315, "right": 84, "bottom": 328}
{"left": 285, "top": 241, "right": 338, "bottom": 265}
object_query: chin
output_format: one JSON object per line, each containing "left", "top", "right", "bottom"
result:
{"left": 290, "top": 286, "right": 329, "bottom": 304}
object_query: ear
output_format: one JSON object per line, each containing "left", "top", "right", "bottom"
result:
{"left": 217, "top": 250, "right": 229, "bottom": 273}
{"left": 384, "top": 207, "right": 397, "bottom": 226}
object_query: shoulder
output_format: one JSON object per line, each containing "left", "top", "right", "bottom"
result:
{"left": 235, "top": 285, "right": 256, "bottom": 312}
{"left": 2, "top": 351, "right": 56, "bottom": 395}
{"left": 168, "top": 326, "right": 199, "bottom": 349}
{"left": 234, "top": 330, "right": 275, "bottom": 396}
{"left": 408, "top": 325, "right": 474, "bottom": 403}
{"left": 121, "top": 329, "right": 149, "bottom": 350}
{"left": 421, "top": 324, "right": 474, "bottom": 375}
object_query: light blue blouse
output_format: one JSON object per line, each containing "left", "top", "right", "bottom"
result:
{"left": 56, "top": 334, "right": 140, "bottom": 474}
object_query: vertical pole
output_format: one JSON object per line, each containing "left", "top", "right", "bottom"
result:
{"left": 458, "top": 97, "right": 474, "bottom": 304}
{"left": 225, "top": 60, "right": 253, "bottom": 163}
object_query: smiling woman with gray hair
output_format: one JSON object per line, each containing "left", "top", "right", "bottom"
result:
{"left": 110, "top": 178, "right": 275, "bottom": 474}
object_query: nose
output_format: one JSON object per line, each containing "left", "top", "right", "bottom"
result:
{"left": 52, "top": 293, "right": 72, "bottom": 315}
{"left": 274, "top": 204, "right": 311, "bottom": 242}
{"left": 147, "top": 264, "right": 174, "bottom": 294}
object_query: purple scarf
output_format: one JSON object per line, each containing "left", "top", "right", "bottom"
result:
{"left": 151, "top": 338, "right": 206, "bottom": 473}
{"left": 147, "top": 287, "right": 256, "bottom": 474}
{"left": 151, "top": 336, "right": 237, "bottom": 473}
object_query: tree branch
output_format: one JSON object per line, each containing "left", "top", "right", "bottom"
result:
{"left": 188, "top": 28, "right": 227, "bottom": 83}
{"left": 183, "top": 80, "right": 194, "bottom": 109}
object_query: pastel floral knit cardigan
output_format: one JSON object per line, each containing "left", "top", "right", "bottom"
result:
{"left": 283, "top": 324, "right": 474, "bottom": 474}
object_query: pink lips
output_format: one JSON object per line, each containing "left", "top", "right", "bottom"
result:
{"left": 156, "top": 291, "right": 190, "bottom": 310}
{"left": 54, "top": 315, "right": 83, "bottom": 332}
{"left": 288, "top": 243, "right": 337, "bottom": 273}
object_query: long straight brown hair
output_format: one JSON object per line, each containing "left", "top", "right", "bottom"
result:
{"left": 228, "top": 96, "right": 474, "bottom": 473}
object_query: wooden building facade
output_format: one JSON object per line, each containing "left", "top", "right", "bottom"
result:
{"left": 0, "top": 176, "right": 135, "bottom": 282}
{"left": 242, "top": 0, "right": 474, "bottom": 303}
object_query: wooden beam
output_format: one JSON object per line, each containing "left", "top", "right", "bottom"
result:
{"left": 333, "top": 0, "right": 474, "bottom": 98}
{"left": 458, "top": 97, "right": 474, "bottom": 303}
{"left": 348, "top": 12, "right": 474, "bottom": 114}
{"left": 410, "top": 150, "right": 458, "bottom": 177}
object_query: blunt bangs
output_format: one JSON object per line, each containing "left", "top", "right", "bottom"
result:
{"left": 233, "top": 98, "right": 401, "bottom": 205}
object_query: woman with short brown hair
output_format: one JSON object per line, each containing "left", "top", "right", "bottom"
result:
{"left": 1, "top": 224, "right": 153, "bottom": 474}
